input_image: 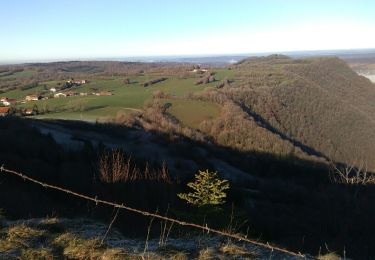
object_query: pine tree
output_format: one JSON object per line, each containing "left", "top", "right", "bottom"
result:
{"left": 178, "top": 170, "right": 230, "bottom": 206}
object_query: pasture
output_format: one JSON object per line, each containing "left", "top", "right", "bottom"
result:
{"left": 164, "top": 99, "right": 221, "bottom": 128}
{"left": 5, "top": 69, "right": 233, "bottom": 124}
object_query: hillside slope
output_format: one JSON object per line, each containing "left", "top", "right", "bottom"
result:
{"left": 218, "top": 56, "right": 375, "bottom": 169}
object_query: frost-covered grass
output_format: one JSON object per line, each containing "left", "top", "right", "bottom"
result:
{"left": 0, "top": 216, "right": 285, "bottom": 259}
{"left": 0, "top": 215, "right": 308, "bottom": 260}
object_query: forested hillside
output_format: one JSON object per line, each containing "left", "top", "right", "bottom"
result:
{"left": 193, "top": 56, "right": 375, "bottom": 170}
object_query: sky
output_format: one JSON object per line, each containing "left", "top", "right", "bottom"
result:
{"left": 1, "top": 0, "right": 375, "bottom": 62}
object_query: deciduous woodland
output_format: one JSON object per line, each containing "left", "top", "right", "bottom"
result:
{"left": 1, "top": 55, "right": 375, "bottom": 258}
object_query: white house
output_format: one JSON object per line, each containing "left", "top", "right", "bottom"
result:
{"left": 25, "top": 95, "right": 40, "bottom": 101}
{"left": 2, "top": 98, "right": 17, "bottom": 106}
{"left": 54, "top": 92, "right": 67, "bottom": 98}
{"left": 50, "top": 87, "right": 57, "bottom": 92}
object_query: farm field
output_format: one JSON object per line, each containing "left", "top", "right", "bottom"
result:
{"left": 164, "top": 99, "right": 221, "bottom": 128}
{"left": 0, "top": 69, "right": 37, "bottom": 79}
{"left": 2, "top": 68, "right": 233, "bottom": 124}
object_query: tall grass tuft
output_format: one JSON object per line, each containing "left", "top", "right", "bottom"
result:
{"left": 98, "top": 149, "right": 170, "bottom": 183}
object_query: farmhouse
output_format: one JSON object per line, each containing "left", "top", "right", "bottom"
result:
{"left": 25, "top": 94, "right": 40, "bottom": 101}
{"left": 191, "top": 65, "right": 208, "bottom": 73}
{"left": 2, "top": 98, "right": 17, "bottom": 106}
{"left": 67, "top": 79, "right": 87, "bottom": 85}
{"left": 97, "top": 91, "right": 112, "bottom": 96}
{"left": 24, "top": 108, "right": 34, "bottom": 115}
{"left": 50, "top": 87, "right": 57, "bottom": 92}
{"left": 66, "top": 92, "right": 79, "bottom": 97}
{"left": 192, "top": 68, "right": 208, "bottom": 73}
{"left": 54, "top": 92, "right": 67, "bottom": 98}
{"left": 0, "top": 107, "right": 10, "bottom": 116}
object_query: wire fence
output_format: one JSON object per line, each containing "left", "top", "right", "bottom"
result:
{"left": 0, "top": 165, "right": 308, "bottom": 258}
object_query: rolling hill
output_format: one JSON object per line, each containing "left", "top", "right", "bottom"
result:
{"left": 212, "top": 56, "right": 375, "bottom": 170}
{"left": 2, "top": 56, "right": 375, "bottom": 258}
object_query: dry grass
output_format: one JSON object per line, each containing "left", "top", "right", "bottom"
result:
{"left": 99, "top": 149, "right": 170, "bottom": 183}
{"left": 40, "top": 217, "right": 59, "bottom": 225}
{"left": 198, "top": 247, "right": 217, "bottom": 260}
{"left": 0, "top": 224, "right": 46, "bottom": 253}
{"left": 318, "top": 252, "right": 341, "bottom": 260}
{"left": 155, "top": 245, "right": 189, "bottom": 260}
{"left": 20, "top": 248, "right": 54, "bottom": 260}
{"left": 220, "top": 242, "right": 257, "bottom": 258}
{"left": 53, "top": 232, "right": 127, "bottom": 259}
{"left": 0, "top": 217, "right": 260, "bottom": 259}
{"left": 197, "top": 242, "right": 257, "bottom": 259}
{"left": 170, "top": 252, "right": 189, "bottom": 260}
{"left": 101, "top": 248, "right": 129, "bottom": 260}
{"left": 0, "top": 220, "right": 130, "bottom": 259}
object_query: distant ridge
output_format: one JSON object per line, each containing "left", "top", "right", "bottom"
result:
{"left": 2, "top": 48, "right": 375, "bottom": 66}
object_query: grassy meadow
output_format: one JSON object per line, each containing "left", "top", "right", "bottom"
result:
{"left": 164, "top": 99, "right": 221, "bottom": 128}
{"left": 4, "top": 68, "right": 233, "bottom": 124}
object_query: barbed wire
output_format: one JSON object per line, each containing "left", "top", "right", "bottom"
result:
{"left": 0, "top": 165, "right": 309, "bottom": 258}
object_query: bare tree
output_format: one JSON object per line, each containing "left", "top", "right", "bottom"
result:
{"left": 329, "top": 160, "right": 375, "bottom": 186}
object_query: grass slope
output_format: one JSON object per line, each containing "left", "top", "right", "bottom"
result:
{"left": 164, "top": 99, "right": 221, "bottom": 128}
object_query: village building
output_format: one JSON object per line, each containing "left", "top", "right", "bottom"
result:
{"left": 2, "top": 98, "right": 17, "bottom": 106}
{"left": 50, "top": 87, "right": 57, "bottom": 92}
{"left": 25, "top": 94, "right": 40, "bottom": 101}
{"left": 98, "top": 91, "right": 112, "bottom": 96}
{"left": 0, "top": 107, "right": 10, "bottom": 116}
{"left": 24, "top": 108, "right": 34, "bottom": 115}
{"left": 192, "top": 68, "right": 208, "bottom": 73}
{"left": 74, "top": 79, "right": 87, "bottom": 84}
{"left": 54, "top": 92, "right": 67, "bottom": 98}
{"left": 66, "top": 92, "right": 79, "bottom": 97}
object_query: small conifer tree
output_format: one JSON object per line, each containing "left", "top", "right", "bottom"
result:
{"left": 178, "top": 170, "right": 230, "bottom": 206}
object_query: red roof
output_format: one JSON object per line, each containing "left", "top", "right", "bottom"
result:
{"left": 0, "top": 107, "right": 10, "bottom": 113}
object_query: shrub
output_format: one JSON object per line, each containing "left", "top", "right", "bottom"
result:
{"left": 178, "top": 170, "right": 229, "bottom": 206}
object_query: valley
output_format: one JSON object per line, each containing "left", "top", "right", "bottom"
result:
{"left": 1, "top": 54, "right": 375, "bottom": 259}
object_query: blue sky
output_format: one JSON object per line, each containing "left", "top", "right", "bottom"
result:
{"left": 1, "top": 0, "right": 375, "bottom": 62}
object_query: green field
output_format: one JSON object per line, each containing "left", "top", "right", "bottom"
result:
{"left": 164, "top": 99, "right": 221, "bottom": 128}
{"left": 4, "top": 69, "right": 233, "bottom": 124}
{"left": 0, "top": 69, "right": 37, "bottom": 79}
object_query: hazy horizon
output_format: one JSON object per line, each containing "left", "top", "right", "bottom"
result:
{"left": 1, "top": 0, "right": 375, "bottom": 63}
{"left": 1, "top": 48, "right": 375, "bottom": 66}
